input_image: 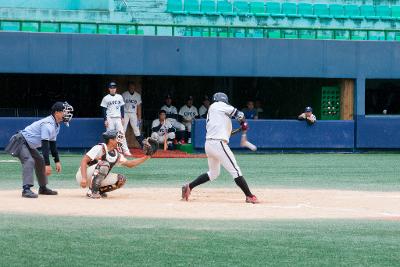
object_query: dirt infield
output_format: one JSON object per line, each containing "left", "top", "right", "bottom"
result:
{"left": 0, "top": 188, "right": 399, "bottom": 220}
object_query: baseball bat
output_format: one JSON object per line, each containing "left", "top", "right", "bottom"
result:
{"left": 231, "top": 128, "right": 257, "bottom": 151}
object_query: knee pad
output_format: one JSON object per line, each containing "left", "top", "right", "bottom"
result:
{"left": 92, "top": 161, "right": 110, "bottom": 192}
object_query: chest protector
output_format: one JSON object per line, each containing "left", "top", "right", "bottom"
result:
{"left": 88, "top": 143, "right": 120, "bottom": 169}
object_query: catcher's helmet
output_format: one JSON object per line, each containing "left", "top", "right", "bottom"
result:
{"left": 212, "top": 92, "right": 229, "bottom": 104}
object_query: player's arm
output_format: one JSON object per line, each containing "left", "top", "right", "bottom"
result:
{"left": 151, "top": 120, "right": 162, "bottom": 133}
{"left": 298, "top": 113, "right": 306, "bottom": 120}
{"left": 79, "top": 155, "right": 92, "bottom": 188}
{"left": 102, "top": 107, "right": 108, "bottom": 127}
{"left": 137, "top": 104, "right": 142, "bottom": 121}
{"left": 120, "top": 156, "right": 150, "bottom": 168}
{"left": 49, "top": 141, "right": 61, "bottom": 173}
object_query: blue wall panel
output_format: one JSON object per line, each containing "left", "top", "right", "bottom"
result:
{"left": 1, "top": 32, "right": 400, "bottom": 79}
{"left": 193, "top": 119, "right": 355, "bottom": 149}
{"left": 0, "top": 118, "right": 104, "bottom": 149}
{"left": 356, "top": 116, "right": 400, "bottom": 148}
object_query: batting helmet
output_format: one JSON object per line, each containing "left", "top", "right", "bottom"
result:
{"left": 212, "top": 92, "right": 229, "bottom": 104}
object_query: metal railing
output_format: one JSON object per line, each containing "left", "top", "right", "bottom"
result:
{"left": 0, "top": 18, "right": 399, "bottom": 41}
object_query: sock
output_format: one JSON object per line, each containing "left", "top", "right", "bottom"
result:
{"left": 234, "top": 176, "right": 253, "bottom": 197}
{"left": 189, "top": 173, "right": 210, "bottom": 190}
{"left": 136, "top": 135, "right": 144, "bottom": 147}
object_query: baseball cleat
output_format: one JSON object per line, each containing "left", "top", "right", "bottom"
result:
{"left": 246, "top": 195, "right": 259, "bottom": 204}
{"left": 181, "top": 183, "right": 191, "bottom": 201}
{"left": 22, "top": 189, "right": 38, "bottom": 198}
{"left": 38, "top": 186, "right": 58, "bottom": 195}
{"left": 90, "top": 192, "right": 101, "bottom": 199}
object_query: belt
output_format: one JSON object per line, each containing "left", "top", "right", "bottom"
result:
{"left": 206, "top": 138, "right": 228, "bottom": 144}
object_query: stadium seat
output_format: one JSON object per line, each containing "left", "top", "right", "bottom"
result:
{"left": 267, "top": 29, "right": 281, "bottom": 38}
{"left": 392, "top": 6, "right": 400, "bottom": 19}
{"left": 344, "top": 5, "right": 363, "bottom": 20}
{"left": 60, "top": 23, "right": 79, "bottom": 33}
{"left": 250, "top": 2, "right": 267, "bottom": 17}
{"left": 167, "top": 0, "right": 186, "bottom": 14}
{"left": 22, "top": 22, "right": 39, "bottom": 32}
{"left": 98, "top": 25, "right": 117, "bottom": 34}
{"left": 266, "top": 2, "right": 284, "bottom": 18}
{"left": 282, "top": 3, "right": 300, "bottom": 18}
{"left": 316, "top": 30, "right": 333, "bottom": 40}
{"left": 298, "top": 3, "right": 316, "bottom": 19}
{"left": 329, "top": 4, "right": 347, "bottom": 19}
{"left": 201, "top": 0, "right": 219, "bottom": 15}
{"left": 0, "top": 21, "right": 20, "bottom": 31}
{"left": 299, "top": 29, "right": 316, "bottom": 39}
{"left": 184, "top": 0, "right": 202, "bottom": 15}
{"left": 376, "top": 6, "right": 393, "bottom": 20}
{"left": 40, "top": 23, "right": 59, "bottom": 33}
{"left": 368, "top": 31, "right": 386, "bottom": 40}
{"left": 80, "top": 24, "right": 97, "bottom": 34}
{"left": 234, "top": 1, "right": 251, "bottom": 16}
{"left": 350, "top": 31, "right": 367, "bottom": 40}
{"left": 217, "top": 1, "right": 235, "bottom": 16}
{"left": 314, "top": 4, "right": 332, "bottom": 19}
{"left": 360, "top": 5, "right": 379, "bottom": 20}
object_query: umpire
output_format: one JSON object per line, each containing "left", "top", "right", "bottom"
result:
{"left": 4, "top": 102, "right": 74, "bottom": 198}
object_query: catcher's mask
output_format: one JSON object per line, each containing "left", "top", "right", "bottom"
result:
{"left": 52, "top": 101, "right": 74, "bottom": 127}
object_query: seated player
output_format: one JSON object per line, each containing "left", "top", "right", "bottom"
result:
{"left": 242, "top": 100, "right": 258, "bottom": 120}
{"left": 75, "top": 129, "right": 150, "bottom": 199}
{"left": 151, "top": 110, "right": 176, "bottom": 150}
{"left": 198, "top": 95, "right": 211, "bottom": 119}
{"left": 298, "top": 106, "right": 316, "bottom": 125}
{"left": 178, "top": 96, "right": 199, "bottom": 143}
{"left": 161, "top": 94, "right": 185, "bottom": 143}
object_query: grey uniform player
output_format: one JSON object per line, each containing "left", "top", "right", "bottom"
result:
{"left": 100, "top": 82, "right": 131, "bottom": 156}
{"left": 76, "top": 130, "right": 150, "bottom": 198}
{"left": 122, "top": 81, "right": 143, "bottom": 147}
{"left": 151, "top": 110, "right": 176, "bottom": 150}
{"left": 5, "top": 102, "right": 73, "bottom": 198}
{"left": 182, "top": 93, "right": 259, "bottom": 204}
{"left": 160, "top": 94, "right": 185, "bottom": 143}
{"left": 178, "top": 96, "right": 199, "bottom": 143}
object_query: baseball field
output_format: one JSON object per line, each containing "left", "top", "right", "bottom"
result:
{"left": 0, "top": 153, "right": 399, "bottom": 266}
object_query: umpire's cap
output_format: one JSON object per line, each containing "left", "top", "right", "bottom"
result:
{"left": 102, "top": 129, "right": 118, "bottom": 141}
{"left": 51, "top": 102, "right": 66, "bottom": 113}
{"left": 305, "top": 106, "right": 313, "bottom": 112}
{"left": 212, "top": 92, "right": 229, "bottom": 104}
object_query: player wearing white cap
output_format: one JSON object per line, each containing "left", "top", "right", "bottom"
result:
{"left": 181, "top": 92, "right": 259, "bottom": 204}
{"left": 100, "top": 82, "right": 131, "bottom": 156}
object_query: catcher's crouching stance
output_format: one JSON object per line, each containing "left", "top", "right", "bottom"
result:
{"left": 76, "top": 130, "right": 157, "bottom": 198}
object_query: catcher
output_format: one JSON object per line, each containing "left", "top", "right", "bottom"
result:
{"left": 298, "top": 106, "right": 316, "bottom": 125}
{"left": 75, "top": 130, "right": 157, "bottom": 198}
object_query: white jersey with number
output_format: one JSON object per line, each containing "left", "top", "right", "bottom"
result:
{"left": 161, "top": 105, "right": 178, "bottom": 118}
{"left": 122, "top": 91, "right": 142, "bottom": 113}
{"left": 206, "top": 102, "right": 237, "bottom": 143}
{"left": 100, "top": 94, "right": 125, "bottom": 118}
{"left": 179, "top": 105, "right": 198, "bottom": 121}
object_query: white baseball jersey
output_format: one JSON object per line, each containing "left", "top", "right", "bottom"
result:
{"left": 100, "top": 94, "right": 125, "bottom": 118}
{"left": 161, "top": 105, "right": 178, "bottom": 119}
{"left": 151, "top": 119, "right": 174, "bottom": 137}
{"left": 199, "top": 105, "right": 208, "bottom": 118}
{"left": 122, "top": 91, "right": 142, "bottom": 113}
{"left": 179, "top": 105, "right": 198, "bottom": 121}
{"left": 206, "top": 102, "right": 237, "bottom": 143}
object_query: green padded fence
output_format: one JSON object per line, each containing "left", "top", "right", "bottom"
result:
{"left": 1, "top": 18, "right": 400, "bottom": 42}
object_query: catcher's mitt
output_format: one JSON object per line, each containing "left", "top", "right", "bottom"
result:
{"left": 143, "top": 137, "right": 158, "bottom": 156}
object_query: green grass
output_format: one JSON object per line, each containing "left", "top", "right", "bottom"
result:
{"left": 1, "top": 153, "right": 399, "bottom": 266}
{"left": 0, "top": 153, "right": 399, "bottom": 191}
{"left": 0, "top": 214, "right": 399, "bottom": 267}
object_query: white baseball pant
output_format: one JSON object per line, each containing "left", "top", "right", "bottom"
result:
{"left": 75, "top": 165, "right": 119, "bottom": 188}
{"left": 123, "top": 112, "right": 140, "bottom": 136}
{"left": 151, "top": 132, "right": 176, "bottom": 144}
{"left": 106, "top": 117, "right": 130, "bottom": 153}
{"left": 183, "top": 121, "right": 193, "bottom": 132}
{"left": 205, "top": 139, "right": 242, "bottom": 180}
